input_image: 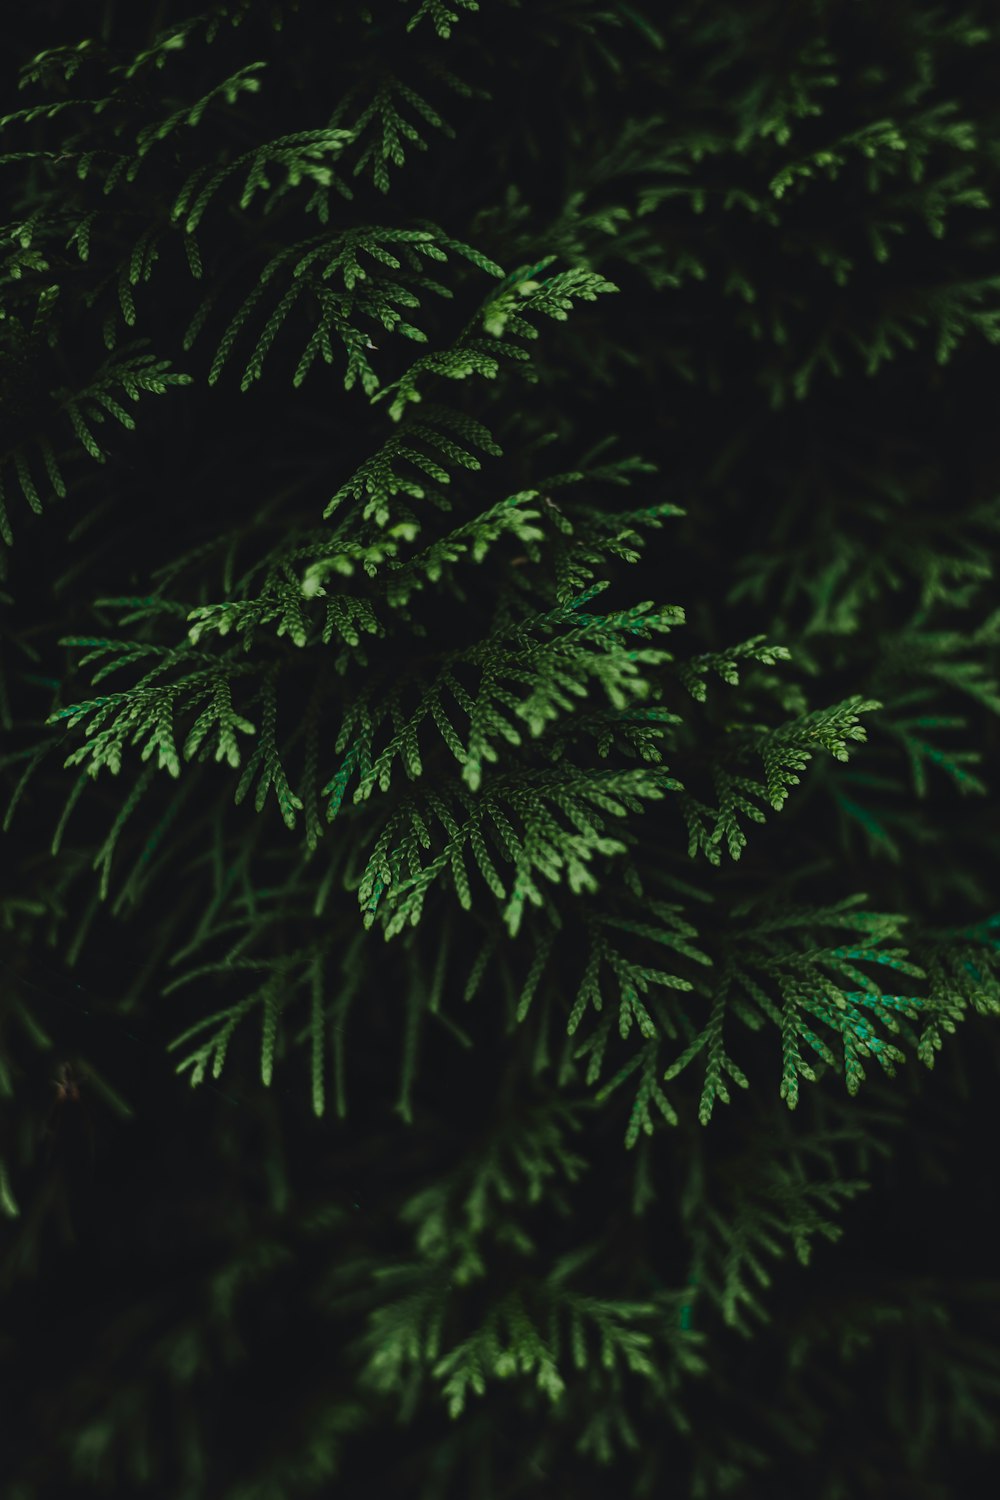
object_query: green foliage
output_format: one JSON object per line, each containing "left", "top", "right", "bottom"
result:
{"left": 404, "top": 0, "right": 480, "bottom": 41}
{"left": 0, "top": 330, "right": 192, "bottom": 541}
{"left": 3, "top": 1, "right": 1000, "bottom": 1496}
{"left": 680, "top": 695, "right": 882, "bottom": 865}
{"left": 196, "top": 225, "right": 502, "bottom": 397}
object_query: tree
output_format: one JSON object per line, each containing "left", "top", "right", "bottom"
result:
{"left": 2, "top": 2, "right": 999, "bottom": 1494}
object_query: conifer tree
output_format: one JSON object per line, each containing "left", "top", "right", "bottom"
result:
{"left": 2, "top": 2, "right": 999, "bottom": 1495}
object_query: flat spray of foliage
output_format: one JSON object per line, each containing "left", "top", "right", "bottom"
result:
{"left": 1, "top": 1, "right": 999, "bottom": 1496}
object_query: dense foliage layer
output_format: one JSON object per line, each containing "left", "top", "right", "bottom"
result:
{"left": 2, "top": 2, "right": 999, "bottom": 1495}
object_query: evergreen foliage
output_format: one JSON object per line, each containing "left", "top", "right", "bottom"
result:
{"left": 1, "top": 1, "right": 999, "bottom": 1494}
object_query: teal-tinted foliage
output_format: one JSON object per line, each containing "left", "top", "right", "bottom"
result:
{"left": 2, "top": 1, "right": 999, "bottom": 1495}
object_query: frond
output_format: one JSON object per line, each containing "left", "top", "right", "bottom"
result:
{"left": 884, "top": 708, "right": 987, "bottom": 797}
{"left": 397, "top": 1096, "right": 587, "bottom": 1277}
{"left": 663, "top": 900, "right": 928, "bottom": 1116}
{"left": 376, "top": 267, "right": 619, "bottom": 422}
{"left": 195, "top": 225, "right": 500, "bottom": 395}
{"left": 326, "top": 582, "right": 683, "bottom": 815}
{"left": 133, "top": 61, "right": 268, "bottom": 160}
{"left": 687, "top": 1149, "right": 870, "bottom": 1335}
{"left": 47, "top": 644, "right": 260, "bottom": 782}
{"left": 880, "top": 613, "right": 1000, "bottom": 717}
{"left": 404, "top": 0, "right": 480, "bottom": 40}
{"left": 330, "top": 74, "right": 460, "bottom": 195}
{"left": 0, "top": 342, "right": 191, "bottom": 538}
{"left": 593, "top": 1043, "right": 681, "bottom": 1146}
{"left": 233, "top": 666, "right": 303, "bottom": 829}
{"left": 324, "top": 403, "right": 503, "bottom": 528}
{"left": 682, "top": 695, "right": 882, "bottom": 864}
{"left": 567, "top": 904, "right": 709, "bottom": 1043}
{"left": 360, "top": 763, "right": 680, "bottom": 940}
{"left": 676, "top": 635, "right": 793, "bottom": 702}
